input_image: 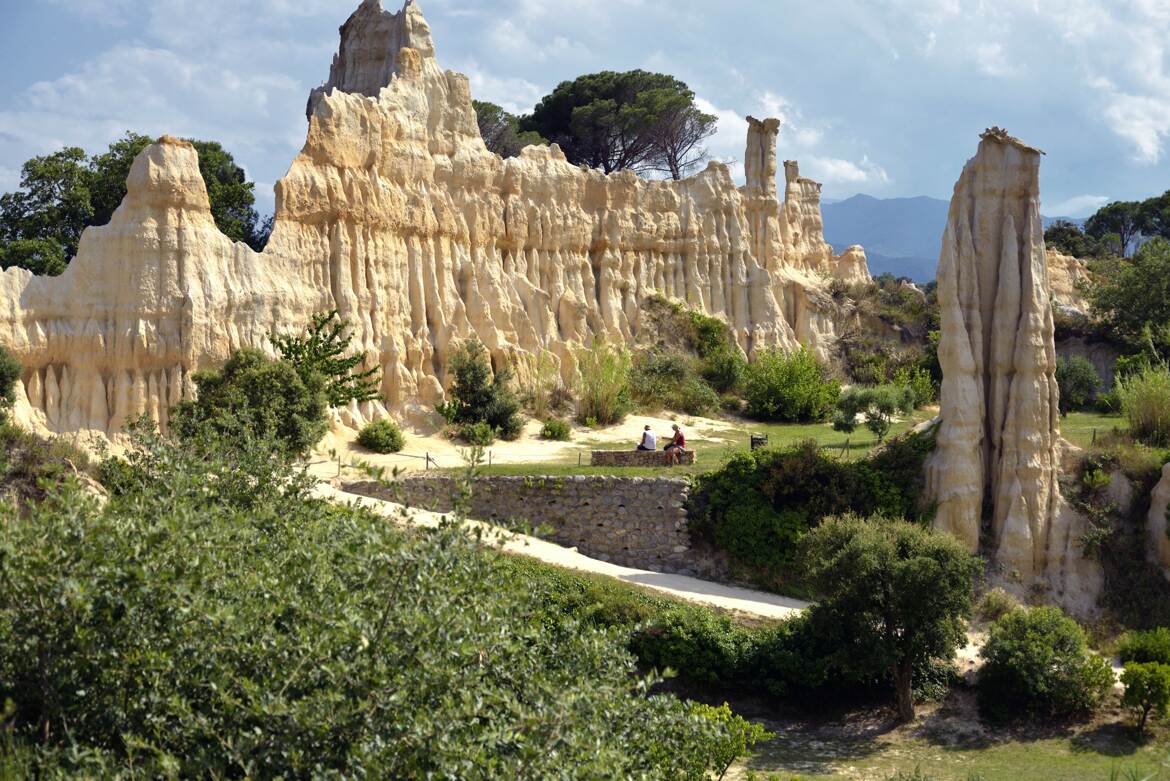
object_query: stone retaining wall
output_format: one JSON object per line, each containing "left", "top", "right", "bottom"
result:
{"left": 344, "top": 475, "right": 724, "bottom": 578}
{"left": 591, "top": 450, "right": 697, "bottom": 467}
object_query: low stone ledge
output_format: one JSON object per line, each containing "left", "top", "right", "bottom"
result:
{"left": 591, "top": 450, "right": 697, "bottom": 467}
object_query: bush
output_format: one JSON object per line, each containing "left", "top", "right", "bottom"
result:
{"left": 577, "top": 340, "right": 631, "bottom": 426}
{"left": 893, "top": 365, "right": 937, "bottom": 409}
{"left": 702, "top": 347, "right": 746, "bottom": 394}
{"left": 0, "top": 346, "right": 22, "bottom": 409}
{"left": 459, "top": 421, "right": 495, "bottom": 446}
{"left": 271, "top": 310, "right": 381, "bottom": 406}
{"left": 832, "top": 384, "right": 915, "bottom": 442}
{"left": 976, "top": 588, "right": 1021, "bottom": 623}
{"left": 0, "top": 422, "right": 95, "bottom": 505}
{"left": 1122, "top": 662, "right": 1170, "bottom": 734}
{"left": 977, "top": 607, "right": 1114, "bottom": 722}
{"left": 357, "top": 419, "right": 404, "bottom": 453}
{"left": 742, "top": 348, "right": 840, "bottom": 423}
{"left": 540, "top": 418, "right": 572, "bottom": 441}
{"left": 689, "top": 430, "right": 937, "bottom": 591}
{"left": 628, "top": 349, "right": 722, "bottom": 416}
{"left": 1117, "top": 365, "right": 1170, "bottom": 445}
{"left": 1055, "top": 356, "right": 1101, "bottom": 414}
{"left": 690, "top": 702, "right": 774, "bottom": 780}
{"left": 630, "top": 606, "right": 756, "bottom": 685}
{"left": 170, "top": 348, "right": 328, "bottom": 457}
{"left": 1119, "top": 627, "right": 1170, "bottom": 666}
{"left": 444, "top": 340, "right": 524, "bottom": 440}
{"left": 0, "top": 431, "right": 738, "bottom": 778}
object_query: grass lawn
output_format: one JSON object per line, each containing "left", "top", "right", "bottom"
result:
{"left": 463, "top": 412, "right": 936, "bottom": 478}
{"left": 1062, "top": 411, "right": 1128, "bottom": 450}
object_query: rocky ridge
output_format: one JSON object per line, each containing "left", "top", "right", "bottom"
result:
{"left": 1, "top": 0, "right": 866, "bottom": 439}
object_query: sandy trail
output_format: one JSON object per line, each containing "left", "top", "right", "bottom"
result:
{"left": 310, "top": 412, "right": 745, "bottom": 478}
{"left": 314, "top": 481, "right": 808, "bottom": 621}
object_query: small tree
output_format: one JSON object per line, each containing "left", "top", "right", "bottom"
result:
{"left": 689, "top": 702, "right": 774, "bottom": 780}
{"left": 832, "top": 384, "right": 915, "bottom": 442}
{"left": 271, "top": 310, "right": 382, "bottom": 408}
{"left": 742, "top": 348, "right": 840, "bottom": 423}
{"left": 473, "top": 101, "right": 547, "bottom": 158}
{"left": 1122, "top": 662, "right": 1170, "bottom": 735}
{"left": 170, "top": 349, "right": 328, "bottom": 457}
{"left": 0, "top": 346, "right": 22, "bottom": 410}
{"left": 1116, "top": 364, "right": 1170, "bottom": 446}
{"left": 798, "top": 515, "right": 981, "bottom": 721}
{"left": 1055, "top": 356, "right": 1101, "bottom": 415}
{"left": 445, "top": 340, "right": 523, "bottom": 441}
{"left": 977, "top": 607, "right": 1114, "bottom": 722}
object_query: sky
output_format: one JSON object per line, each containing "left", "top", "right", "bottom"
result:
{"left": 2, "top": 0, "right": 1169, "bottom": 219}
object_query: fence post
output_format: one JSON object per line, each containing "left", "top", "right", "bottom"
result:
{"left": 489, "top": 450, "right": 493, "bottom": 467}
{"left": 842, "top": 439, "right": 850, "bottom": 459}
{"left": 426, "top": 452, "right": 431, "bottom": 470}
{"left": 1092, "top": 428, "right": 1097, "bottom": 447}
{"left": 578, "top": 451, "right": 582, "bottom": 467}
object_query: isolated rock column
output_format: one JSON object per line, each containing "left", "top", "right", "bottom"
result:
{"left": 928, "top": 129, "right": 1068, "bottom": 585}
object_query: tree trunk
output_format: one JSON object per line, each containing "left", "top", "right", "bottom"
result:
{"left": 893, "top": 659, "right": 915, "bottom": 722}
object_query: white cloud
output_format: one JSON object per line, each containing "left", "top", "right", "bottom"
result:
{"left": 974, "top": 42, "right": 1015, "bottom": 78}
{"left": 805, "top": 155, "right": 890, "bottom": 186}
{"left": 458, "top": 61, "right": 544, "bottom": 115}
{"left": 1043, "top": 194, "right": 1110, "bottom": 217}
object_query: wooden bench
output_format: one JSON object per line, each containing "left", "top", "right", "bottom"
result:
{"left": 590, "top": 450, "right": 697, "bottom": 467}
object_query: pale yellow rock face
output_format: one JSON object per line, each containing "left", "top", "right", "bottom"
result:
{"left": 1046, "top": 248, "right": 1091, "bottom": 313}
{"left": 1148, "top": 465, "right": 1170, "bottom": 571}
{"left": 0, "top": 0, "right": 866, "bottom": 440}
{"left": 926, "top": 129, "right": 1100, "bottom": 613}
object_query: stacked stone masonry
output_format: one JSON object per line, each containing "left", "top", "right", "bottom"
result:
{"left": 591, "top": 450, "right": 697, "bottom": 467}
{"left": 345, "top": 475, "right": 719, "bottom": 576}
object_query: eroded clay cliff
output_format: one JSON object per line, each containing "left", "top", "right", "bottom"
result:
{"left": 0, "top": 0, "right": 866, "bottom": 440}
{"left": 926, "top": 128, "right": 1101, "bottom": 613}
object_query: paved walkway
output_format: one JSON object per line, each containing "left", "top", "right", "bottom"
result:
{"left": 314, "top": 482, "right": 809, "bottom": 620}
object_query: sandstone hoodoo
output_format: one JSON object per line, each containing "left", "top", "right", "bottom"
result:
{"left": 927, "top": 128, "right": 1101, "bottom": 612}
{"left": 0, "top": 0, "right": 867, "bottom": 442}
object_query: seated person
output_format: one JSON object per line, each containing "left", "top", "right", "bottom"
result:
{"left": 664, "top": 424, "right": 686, "bottom": 463}
{"left": 637, "top": 425, "right": 656, "bottom": 451}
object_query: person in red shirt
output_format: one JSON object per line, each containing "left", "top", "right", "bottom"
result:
{"left": 664, "top": 423, "right": 686, "bottom": 464}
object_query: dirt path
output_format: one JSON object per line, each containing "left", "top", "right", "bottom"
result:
{"left": 314, "top": 482, "right": 808, "bottom": 621}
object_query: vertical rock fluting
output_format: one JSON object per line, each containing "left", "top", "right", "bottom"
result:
{"left": 0, "top": 0, "right": 867, "bottom": 440}
{"left": 927, "top": 129, "right": 1100, "bottom": 611}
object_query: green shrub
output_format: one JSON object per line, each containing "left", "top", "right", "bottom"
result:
{"left": 630, "top": 606, "right": 756, "bottom": 685}
{"left": 1119, "top": 627, "right": 1170, "bottom": 666}
{"left": 1055, "top": 356, "right": 1101, "bottom": 414}
{"left": 690, "top": 702, "right": 774, "bottom": 780}
{"left": 628, "top": 349, "right": 722, "bottom": 416}
{"left": 893, "top": 365, "right": 937, "bottom": 408}
{"left": 976, "top": 588, "right": 1021, "bottom": 623}
{"left": 271, "top": 310, "right": 381, "bottom": 406}
{"left": 832, "top": 384, "right": 915, "bottom": 442}
{"left": 170, "top": 348, "right": 328, "bottom": 457}
{"left": 0, "top": 422, "right": 95, "bottom": 505}
{"left": 1117, "top": 365, "right": 1170, "bottom": 445}
{"left": 702, "top": 347, "right": 746, "bottom": 394}
{"left": 1122, "top": 662, "right": 1170, "bottom": 734}
{"left": 357, "top": 419, "right": 405, "bottom": 453}
{"left": 577, "top": 340, "right": 631, "bottom": 426}
{"left": 689, "top": 429, "right": 937, "bottom": 591}
{"left": 977, "top": 607, "right": 1113, "bottom": 722}
{"left": 0, "top": 431, "right": 736, "bottom": 779}
{"left": 540, "top": 418, "right": 572, "bottom": 441}
{"left": 460, "top": 421, "right": 495, "bottom": 446}
{"left": 444, "top": 340, "right": 524, "bottom": 440}
{"left": 742, "top": 347, "right": 840, "bottom": 423}
{"left": 0, "top": 346, "right": 22, "bottom": 409}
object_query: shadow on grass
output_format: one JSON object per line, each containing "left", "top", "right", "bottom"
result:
{"left": 1070, "top": 723, "right": 1142, "bottom": 758}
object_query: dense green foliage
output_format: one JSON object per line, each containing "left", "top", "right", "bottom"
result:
{"left": 1121, "top": 662, "right": 1170, "bottom": 734}
{"left": 1088, "top": 238, "right": 1170, "bottom": 356}
{"left": 356, "top": 419, "right": 405, "bottom": 453}
{"left": 628, "top": 349, "right": 720, "bottom": 416}
{"left": 520, "top": 71, "right": 717, "bottom": 178}
{"left": 472, "top": 101, "right": 547, "bottom": 158}
{"left": 832, "top": 384, "right": 916, "bottom": 442}
{"left": 0, "top": 132, "right": 268, "bottom": 274}
{"left": 688, "top": 429, "right": 937, "bottom": 590}
{"left": 1117, "top": 365, "right": 1170, "bottom": 445}
{"left": 1055, "top": 356, "right": 1102, "bottom": 414}
{"left": 272, "top": 310, "right": 382, "bottom": 407}
{"left": 576, "top": 340, "right": 632, "bottom": 425}
{"left": 977, "top": 607, "right": 1113, "bottom": 722}
{"left": 0, "top": 421, "right": 95, "bottom": 506}
{"left": 442, "top": 340, "right": 523, "bottom": 441}
{"left": 1119, "top": 628, "right": 1170, "bottom": 666}
{"left": 170, "top": 349, "right": 328, "bottom": 457}
{"left": 1045, "top": 219, "right": 1117, "bottom": 259}
{"left": 741, "top": 348, "right": 840, "bottom": 423}
{"left": 539, "top": 418, "right": 572, "bottom": 441}
{"left": 798, "top": 516, "right": 980, "bottom": 720}
{"left": 0, "top": 345, "right": 21, "bottom": 410}
{"left": 460, "top": 421, "right": 497, "bottom": 447}
{"left": 0, "top": 430, "right": 751, "bottom": 778}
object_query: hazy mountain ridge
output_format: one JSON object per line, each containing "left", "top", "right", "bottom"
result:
{"left": 823, "top": 194, "right": 1079, "bottom": 281}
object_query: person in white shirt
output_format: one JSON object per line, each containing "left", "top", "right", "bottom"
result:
{"left": 637, "top": 425, "right": 656, "bottom": 451}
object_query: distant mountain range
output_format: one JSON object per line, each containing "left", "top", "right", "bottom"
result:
{"left": 822, "top": 194, "right": 1079, "bottom": 282}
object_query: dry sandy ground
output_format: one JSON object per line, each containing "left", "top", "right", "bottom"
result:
{"left": 314, "top": 481, "right": 808, "bottom": 621}
{"left": 309, "top": 412, "right": 744, "bottom": 479}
